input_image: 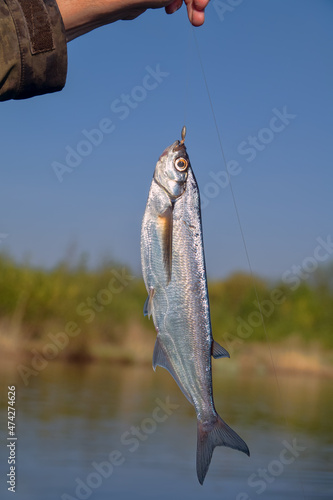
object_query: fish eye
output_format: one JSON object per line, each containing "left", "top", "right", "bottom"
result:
{"left": 175, "top": 157, "right": 188, "bottom": 172}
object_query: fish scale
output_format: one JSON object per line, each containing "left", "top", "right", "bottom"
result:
{"left": 141, "top": 130, "right": 249, "bottom": 484}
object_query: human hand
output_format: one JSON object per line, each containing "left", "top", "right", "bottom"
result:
{"left": 165, "top": 0, "right": 209, "bottom": 27}
{"left": 57, "top": 0, "right": 210, "bottom": 41}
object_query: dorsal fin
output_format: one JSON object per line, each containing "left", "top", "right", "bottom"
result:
{"left": 212, "top": 341, "right": 230, "bottom": 359}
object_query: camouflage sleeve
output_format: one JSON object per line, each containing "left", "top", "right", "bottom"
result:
{"left": 0, "top": 0, "right": 67, "bottom": 101}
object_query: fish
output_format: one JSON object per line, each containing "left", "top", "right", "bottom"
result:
{"left": 140, "top": 127, "right": 249, "bottom": 484}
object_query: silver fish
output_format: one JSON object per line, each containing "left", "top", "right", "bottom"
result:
{"left": 140, "top": 127, "right": 249, "bottom": 484}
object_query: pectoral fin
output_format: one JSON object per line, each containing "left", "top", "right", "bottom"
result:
{"left": 143, "top": 288, "right": 155, "bottom": 319}
{"left": 158, "top": 205, "right": 173, "bottom": 284}
{"left": 212, "top": 341, "right": 230, "bottom": 359}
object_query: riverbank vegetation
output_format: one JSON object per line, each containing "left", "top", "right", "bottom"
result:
{"left": 0, "top": 252, "right": 332, "bottom": 372}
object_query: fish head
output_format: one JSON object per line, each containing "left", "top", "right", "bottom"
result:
{"left": 154, "top": 141, "right": 190, "bottom": 200}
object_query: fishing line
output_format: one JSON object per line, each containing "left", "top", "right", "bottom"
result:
{"left": 189, "top": 25, "right": 308, "bottom": 498}
{"left": 183, "top": 23, "right": 192, "bottom": 128}
{"left": 190, "top": 25, "right": 278, "bottom": 382}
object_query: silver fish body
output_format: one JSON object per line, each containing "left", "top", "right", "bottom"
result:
{"left": 141, "top": 135, "right": 249, "bottom": 484}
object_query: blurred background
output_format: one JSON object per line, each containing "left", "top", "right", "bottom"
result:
{"left": 0, "top": 0, "right": 332, "bottom": 499}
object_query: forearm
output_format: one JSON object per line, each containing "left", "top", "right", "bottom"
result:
{"left": 56, "top": 0, "right": 148, "bottom": 41}
{"left": 56, "top": 0, "right": 104, "bottom": 40}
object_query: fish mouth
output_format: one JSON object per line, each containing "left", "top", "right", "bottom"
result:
{"left": 159, "top": 140, "right": 186, "bottom": 160}
{"left": 173, "top": 140, "right": 187, "bottom": 154}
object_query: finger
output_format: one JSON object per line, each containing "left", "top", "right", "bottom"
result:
{"left": 193, "top": 0, "right": 209, "bottom": 11}
{"left": 165, "top": 0, "right": 183, "bottom": 15}
{"left": 185, "top": 0, "right": 208, "bottom": 26}
{"left": 189, "top": 8, "right": 205, "bottom": 26}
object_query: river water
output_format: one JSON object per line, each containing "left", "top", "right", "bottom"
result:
{"left": 0, "top": 359, "right": 332, "bottom": 500}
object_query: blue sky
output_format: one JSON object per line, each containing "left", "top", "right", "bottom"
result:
{"left": 0, "top": 0, "right": 332, "bottom": 280}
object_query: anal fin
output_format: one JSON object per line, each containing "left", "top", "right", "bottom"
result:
{"left": 153, "top": 336, "right": 193, "bottom": 404}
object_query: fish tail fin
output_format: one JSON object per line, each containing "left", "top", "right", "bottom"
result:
{"left": 196, "top": 415, "right": 250, "bottom": 485}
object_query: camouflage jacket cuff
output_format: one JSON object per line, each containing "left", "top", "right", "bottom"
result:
{"left": 1, "top": 0, "right": 67, "bottom": 100}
